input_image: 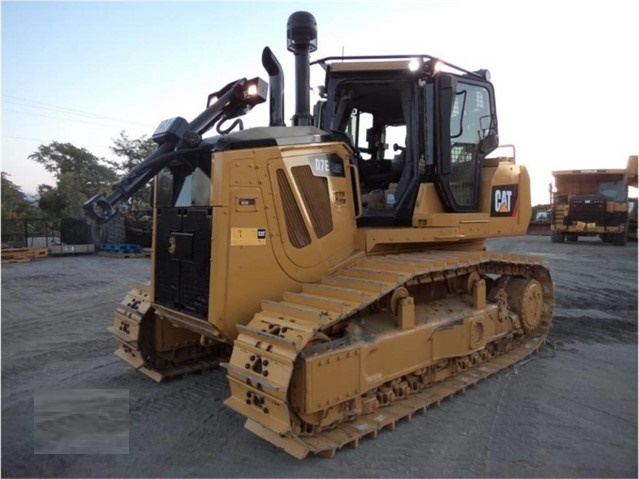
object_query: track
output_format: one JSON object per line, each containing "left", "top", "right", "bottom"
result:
{"left": 110, "top": 284, "right": 220, "bottom": 382}
{"left": 2, "top": 237, "right": 635, "bottom": 477}
{"left": 225, "top": 250, "right": 554, "bottom": 458}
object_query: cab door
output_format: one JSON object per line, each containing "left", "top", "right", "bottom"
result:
{"left": 434, "top": 74, "right": 498, "bottom": 212}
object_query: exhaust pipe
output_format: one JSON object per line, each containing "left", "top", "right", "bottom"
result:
{"left": 261, "top": 47, "right": 285, "bottom": 127}
{"left": 287, "top": 11, "right": 317, "bottom": 127}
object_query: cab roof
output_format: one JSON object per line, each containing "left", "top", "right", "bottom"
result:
{"left": 312, "top": 54, "right": 486, "bottom": 80}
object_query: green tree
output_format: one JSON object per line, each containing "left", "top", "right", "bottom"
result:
{"left": 29, "top": 142, "right": 118, "bottom": 220}
{"left": 110, "top": 131, "right": 157, "bottom": 208}
{"left": 110, "top": 130, "right": 156, "bottom": 171}
{"left": 1, "top": 172, "right": 36, "bottom": 219}
{"left": 1, "top": 172, "right": 40, "bottom": 246}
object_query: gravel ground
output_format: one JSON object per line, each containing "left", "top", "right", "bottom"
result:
{"left": 1, "top": 236, "right": 637, "bottom": 478}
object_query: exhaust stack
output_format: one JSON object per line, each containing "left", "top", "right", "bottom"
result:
{"left": 261, "top": 47, "right": 285, "bottom": 127}
{"left": 287, "top": 11, "right": 317, "bottom": 127}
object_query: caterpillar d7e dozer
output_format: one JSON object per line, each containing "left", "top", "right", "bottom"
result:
{"left": 85, "top": 12, "right": 554, "bottom": 459}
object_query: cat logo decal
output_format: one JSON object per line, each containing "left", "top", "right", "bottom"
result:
{"left": 491, "top": 185, "right": 519, "bottom": 217}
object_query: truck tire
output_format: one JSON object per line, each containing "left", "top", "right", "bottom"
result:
{"left": 566, "top": 233, "right": 578, "bottom": 242}
{"left": 551, "top": 231, "right": 565, "bottom": 243}
{"left": 612, "top": 232, "right": 627, "bottom": 246}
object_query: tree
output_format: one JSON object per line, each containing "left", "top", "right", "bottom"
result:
{"left": 29, "top": 142, "right": 118, "bottom": 220}
{"left": 110, "top": 131, "right": 157, "bottom": 208}
{"left": 29, "top": 142, "right": 118, "bottom": 195}
{"left": 1, "top": 172, "right": 40, "bottom": 246}
{"left": 110, "top": 131, "right": 156, "bottom": 172}
{"left": 28, "top": 133, "right": 156, "bottom": 223}
{"left": 1, "top": 172, "right": 36, "bottom": 219}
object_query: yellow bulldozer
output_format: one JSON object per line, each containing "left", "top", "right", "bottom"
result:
{"left": 84, "top": 12, "right": 554, "bottom": 458}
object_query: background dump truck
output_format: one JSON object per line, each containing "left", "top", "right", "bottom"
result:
{"left": 550, "top": 155, "right": 638, "bottom": 245}
{"left": 527, "top": 204, "right": 551, "bottom": 235}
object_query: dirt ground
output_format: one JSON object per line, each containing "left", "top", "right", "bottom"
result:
{"left": 1, "top": 236, "right": 637, "bottom": 478}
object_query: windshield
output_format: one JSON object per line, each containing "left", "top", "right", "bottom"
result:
{"left": 599, "top": 180, "right": 626, "bottom": 201}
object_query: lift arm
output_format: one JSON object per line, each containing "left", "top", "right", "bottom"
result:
{"left": 83, "top": 77, "right": 267, "bottom": 223}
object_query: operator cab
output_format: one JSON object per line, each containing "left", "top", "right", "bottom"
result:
{"left": 315, "top": 57, "right": 499, "bottom": 227}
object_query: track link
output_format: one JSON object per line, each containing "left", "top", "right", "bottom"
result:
{"left": 225, "top": 251, "right": 553, "bottom": 458}
{"left": 110, "top": 284, "right": 218, "bottom": 382}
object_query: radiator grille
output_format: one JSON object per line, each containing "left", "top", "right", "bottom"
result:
{"left": 292, "top": 166, "right": 333, "bottom": 239}
{"left": 277, "top": 169, "right": 311, "bottom": 248}
{"left": 569, "top": 196, "right": 605, "bottom": 223}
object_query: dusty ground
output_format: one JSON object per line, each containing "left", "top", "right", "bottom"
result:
{"left": 1, "top": 236, "right": 637, "bottom": 478}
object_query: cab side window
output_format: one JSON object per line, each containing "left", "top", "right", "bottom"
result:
{"left": 449, "top": 83, "right": 491, "bottom": 207}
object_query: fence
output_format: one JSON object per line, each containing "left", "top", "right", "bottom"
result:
{"left": 1, "top": 218, "right": 57, "bottom": 249}
{"left": 2, "top": 214, "right": 137, "bottom": 249}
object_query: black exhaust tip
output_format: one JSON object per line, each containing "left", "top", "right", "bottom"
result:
{"left": 262, "top": 47, "right": 285, "bottom": 127}
{"left": 287, "top": 11, "right": 317, "bottom": 126}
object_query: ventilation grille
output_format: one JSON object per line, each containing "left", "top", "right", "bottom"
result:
{"left": 292, "top": 166, "right": 333, "bottom": 239}
{"left": 569, "top": 197, "right": 606, "bottom": 223}
{"left": 277, "top": 169, "right": 311, "bottom": 248}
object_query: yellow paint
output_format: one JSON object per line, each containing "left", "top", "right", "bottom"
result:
{"left": 231, "top": 227, "right": 267, "bottom": 246}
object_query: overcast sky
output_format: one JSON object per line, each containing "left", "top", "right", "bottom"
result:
{"left": 2, "top": 0, "right": 638, "bottom": 205}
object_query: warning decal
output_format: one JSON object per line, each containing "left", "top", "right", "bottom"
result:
{"left": 231, "top": 228, "right": 267, "bottom": 246}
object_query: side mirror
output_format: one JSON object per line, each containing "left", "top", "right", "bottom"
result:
{"left": 479, "top": 132, "right": 499, "bottom": 154}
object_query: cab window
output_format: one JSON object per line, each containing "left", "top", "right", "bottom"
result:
{"left": 449, "top": 82, "right": 491, "bottom": 207}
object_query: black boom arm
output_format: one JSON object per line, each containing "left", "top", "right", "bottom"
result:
{"left": 83, "top": 76, "right": 267, "bottom": 223}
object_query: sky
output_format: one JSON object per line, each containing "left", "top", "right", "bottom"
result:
{"left": 2, "top": 0, "right": 638, "bottom": 206}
